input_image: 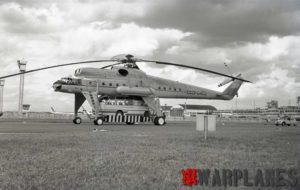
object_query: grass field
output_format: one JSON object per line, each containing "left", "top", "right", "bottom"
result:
{"left": 0, "top": 121, "right": 299, "bottom": 189}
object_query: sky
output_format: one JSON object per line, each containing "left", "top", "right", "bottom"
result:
{"left": 0, "top": 0, "right": 299, "bottom": 112}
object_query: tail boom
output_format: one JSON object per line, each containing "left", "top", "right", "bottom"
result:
{"left": 218, "top": 77, "right": 244, "bottom": 100}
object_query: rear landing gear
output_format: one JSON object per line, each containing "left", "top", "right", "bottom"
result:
{"left": 73, "top": 117, "right": 82, "bottom": 124}
{"left": 154, "top": 116, "right": 165, "bottom": 126}
{"left": 94, "top": 117, "right": 104, "bottom": 125}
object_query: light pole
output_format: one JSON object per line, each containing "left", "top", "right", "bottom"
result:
{"left": 0, "top": 80, "right": 4, "bottom": 115}
{"left": 17, "top": 60, "right": 27, "bottom": 113}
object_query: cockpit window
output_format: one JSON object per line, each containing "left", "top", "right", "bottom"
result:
{"left": 75, "top": 69, "right": 81, "bottom": 75}
{"left": 61, "top": 78, "right": 78, "bottom": 85}
{"left": 61, "top": 78, "right": 70, "bottom": 83}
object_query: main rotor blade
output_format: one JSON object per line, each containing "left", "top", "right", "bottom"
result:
{"left": 0, "top": 60, "right": 112, "bottom": 80}
{"left": 139, "top": 60, "right": 251, "bottom": 83}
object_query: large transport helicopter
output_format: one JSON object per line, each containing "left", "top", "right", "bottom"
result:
{"left": 0, "top": 54, "right": 251, "bottom": 125}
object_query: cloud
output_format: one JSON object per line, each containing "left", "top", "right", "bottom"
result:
{"left": 59, "top": 22, "right": 190, "bottom": 59}
{"left": 0, "top": 0, "right": 299, "bottom": 111}
{"left": 132, "top": 0, "right": 300, "bottom": 46}
{"left": 238, "top": 66, "right": 300, "bottom": 107}
{"left": 162, "top": 35, "right": 300, "bottom": 82}
{"left": 0, "top": 3, "right": 65, "bottom": 34}
{"left": 0, "top": 3, "right": 190, "bottom": 111}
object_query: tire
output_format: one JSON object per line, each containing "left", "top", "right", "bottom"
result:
{"left": 154, "top": 117, "right": 158, "bottom": 125}
{"left": 281, "top": 122, "right": 286, "bottom": 126}
{"left": 157, "top": 117, "right": 165, "bottom": 125}
{"left": 73, "top": 117, "right": 81, "bottom": 124}
{"left": 94, "top": 117, "right": 103, "bottom": 125}
{"left": 154, "top": 117, "right": 165, "bottom": 126}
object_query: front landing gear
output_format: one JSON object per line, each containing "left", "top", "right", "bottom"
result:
{"left": 94, "top": 117, "right": 104, "bottom": 125}
{"left": 154, "top": 116, "right": 166, "bottom": 126}
{"left": 73, "top": 117, "right": 82, "bottom": 124}
{"left": 73, "top": 93, "right": 86, "bottom": 125}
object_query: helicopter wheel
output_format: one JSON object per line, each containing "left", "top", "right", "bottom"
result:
{"left": 154, "top": 117, "right": 165, "bottom": 126}
{"left": 94, "top": 117, "right": 103, "bottom": 125}
{"left": 73, "top": 117, "right": 82, "bottom": 125}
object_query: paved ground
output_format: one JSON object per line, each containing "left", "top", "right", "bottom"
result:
{"left": 0, "top": 121, "right": 299, "bottom": 189}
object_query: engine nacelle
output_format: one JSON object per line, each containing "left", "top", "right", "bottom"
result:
{"left": 74, "top": 68, "right": 106, "bottom": 77}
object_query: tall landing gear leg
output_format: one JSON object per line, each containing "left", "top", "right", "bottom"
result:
{"left": 92, "top": 92, "right": 103, "bottom": 125}
{"left": 82, "top": 92, "right": 104, "bottom": 126}
{"left": 142, "top": 97, "right": 166, "bottom": 126}
{"left": 73, "top": 93, "right": 85, "bottom": 125}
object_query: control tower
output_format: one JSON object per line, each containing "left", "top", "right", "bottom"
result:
{"left": 0, "top": 80, "right": 4, "bottom": 115}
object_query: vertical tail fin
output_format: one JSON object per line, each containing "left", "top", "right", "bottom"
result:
{"left": 220, "top": 74, "right": 244, "bottom": 100}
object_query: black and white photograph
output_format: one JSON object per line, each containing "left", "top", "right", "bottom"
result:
{"left": 0, "top": 0, "right": 299, "bottom": 189}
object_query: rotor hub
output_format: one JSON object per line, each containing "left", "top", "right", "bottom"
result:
{"left": 111, "top": 54, "right": 136, "bottom": 63}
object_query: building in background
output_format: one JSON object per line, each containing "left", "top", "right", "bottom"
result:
{"left": 22, "top": 104, "right": 31, "bottom": 112}
{"left": 214, "top": 98, "right": 300, "bottom": 120}
{"left": 161, "top": 105, "right": 172, "bottom": 117}
{"left": 170, "top": 105, "right": 184, "bottom": 117}
{"left": 267, "top": 100, "right": 278, "bottom": 109}
{"left": 278, "top": 106, "right": 300, "bottom": 116}
{"left": 17, "top": 60, "right": 27, "bottom": 113}
{"left": 0, "top": 80, "right": 4, "bottom": 116}
{"left": 167, "top": 104, "right": 217, "bottom": 117}
{"left": 180, "top": 104, "right": 217, "bottom": 117}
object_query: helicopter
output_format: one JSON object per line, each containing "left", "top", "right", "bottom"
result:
{"left": 0, "top": 54, "right": 251, "bottom": 125}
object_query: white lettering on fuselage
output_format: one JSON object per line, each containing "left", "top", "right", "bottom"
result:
{"left": 187, "top": 90, "right": 207, "bottom": 96}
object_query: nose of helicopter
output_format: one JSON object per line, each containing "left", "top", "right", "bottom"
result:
{"left": 52, "top": 80, "right": 62, "bottom": 91}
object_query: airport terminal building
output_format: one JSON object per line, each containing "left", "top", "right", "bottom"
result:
{"left": 162, "top": 99, "right": 300, "bottom": 121}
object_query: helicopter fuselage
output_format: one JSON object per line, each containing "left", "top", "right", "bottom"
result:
{"left": 53, "top": 66, "right": 227, "bottom": 100}
{"left": 0, "top": 54, "right": 246, "bottom": 125}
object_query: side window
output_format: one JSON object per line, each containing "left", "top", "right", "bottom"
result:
{"left": 102, "top": 82, "right": 105, "bottom": 86}
{"left": 116, "top": 83, "right": 119, "bottom": 87}
{"left": 158, "top": 86, "right": 161, "bottom": 90}
{"left": 163, "top": 87, "right": 166, "bottom": 90}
